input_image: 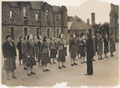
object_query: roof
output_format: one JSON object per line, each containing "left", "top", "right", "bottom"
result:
{"left": 68, "top": 15, "right": 93, "bottom": 30}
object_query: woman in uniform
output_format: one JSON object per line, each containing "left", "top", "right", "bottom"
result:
{"left": 104, "top": 33, "right": 109, "bottom": 58}
{"left": 77, "top": 35, "right": 82, "bottom": 59}
{"left": 57, "top": 34, "right": 66, "bottom": 69}
{"left": 96, "top": 31, "right": 104, "bottom": 60}
{"left": 34, "top": 36, "right": 41, "bottom": 66}
{"left": 2, "top": 35, "right": 17, "bottom": 80}
{"left": 63, "top": 35, "right": 67, "bottom": 62}
{"left": 22, "top": 36, "right": 27, "bottom": 70}
{"left": 26, "top": 34, "right": 36, "bottom": 76}
{"left": 17, "top": 36, "right": 24, "bottom": 65}
{"left": 49, "top": 37, "right": 57, "bottom": 64}
{"left": 41, "top": 37, "right": 51, "bottom": 72}
{"left": 38, "top": 36, "right": 43, "bottom": 66}
{"left": 69, "top": 34, "right": 78, "bottom": 66}
{"left": 81, "top": 33, "right": 86, "bottom": 64}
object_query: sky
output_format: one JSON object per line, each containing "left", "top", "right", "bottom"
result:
{"left": 43, "top": 0, "right": 119, "bottom": 24}
{"left": 66, "top": 0, "right": 110, "bottom": 24}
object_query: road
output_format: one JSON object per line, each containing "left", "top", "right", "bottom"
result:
{"left": 2, "top": 43, "right": 119, "bottom": 87}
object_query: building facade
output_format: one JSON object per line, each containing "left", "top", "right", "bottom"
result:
{"left": 2, "top": 2, "right": 68, "bottom": 44}
{"left": 109, "top": 3, "right": 119, "bottom": 42}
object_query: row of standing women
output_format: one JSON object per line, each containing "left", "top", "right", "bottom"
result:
{"left": 2, "top": 28, "right": 116, "bottom": 80}
{"left": 2, "top": 33, "right": 68, "bottom": 80}
{"left": 17, "top": 34, "right": 67, "bottom": 72}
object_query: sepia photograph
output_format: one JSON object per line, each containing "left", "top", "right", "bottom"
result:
{"left": 1, "top": 0, "right": 119, "bottom": 87}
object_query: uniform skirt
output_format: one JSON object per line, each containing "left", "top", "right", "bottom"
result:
{"left": 22, "top": 54, "right": 27, "bottom": 64}
{"left": 70, "top": 47, "right": 77, "bottom": 59}
{"left": 26, "top": 56, "right": 36, "bottom": 67}
{"left": 110, "top": 43, "right": 116, "bottom": 52}
{"left": 41, "top": 53, "right": 50, "bottom": 65}
{"left": 37, "top": 52, "right": 42, "bottom": 61}
{"left": 58, "top": 49, "right": 65, "bottom": 62}
{"left": 81, "top": 47, "right": 86, "bottom": 57}
{"left": 104, "top": 47, "right": 109, "bottom": 54}
{"left": 50, "top": 49, "right": 57, "bottom": 58}
{"left": 97, "top": 43, "right": 103, "bottom": 56}
{"left": 4, "top": 57, "right": 16, "bottom": 72}
{"left": 77, "top": 46, "right": 82, "bottom": 55}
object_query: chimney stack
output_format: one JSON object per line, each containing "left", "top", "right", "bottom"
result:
{"left": 87, "top": 18, "right": 90, "bottom": 25}
{"left": 91, "top": 12, "right": 95, "bottom": 26}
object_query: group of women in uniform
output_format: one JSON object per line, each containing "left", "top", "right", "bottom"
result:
{"left": 95, "top": 30, "right": 116, "bottom": 60}
{"left": 3, "top": 33, "right": 68, "bottom": 80}
{"left": 2, "top": 28, "right": 116, "bottom": 80}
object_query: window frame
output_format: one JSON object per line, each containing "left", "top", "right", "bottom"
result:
{"left": 10, "top": 10, "right": 14, "bottom": 20}
{"left": 10, "top": 26, "right": 14, "bottom": 39}
{"left": 23, "top": 26, "right": 28, "bottom": 36}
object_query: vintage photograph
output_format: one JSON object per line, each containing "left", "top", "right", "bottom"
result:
{"left": 1, "top": 0, "right": 119, "bottom": 87}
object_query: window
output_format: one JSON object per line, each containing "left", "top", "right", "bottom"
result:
{"left": 56, "top": 15, "right": 60, "bottom": 21}
{"left": 11, "top": 27, "right": 14, "bottom": 39}
{"left": 46, "top": 10, "right": 49, "bottom": 20}
{"left": 47, "top": 28, "right": 50, "bottom": 38}
{"left": 24, "top": 27, "right": 28, "bottom": 36}
{"left": 57, "top": 29, "right": 59, "bottom": 38}
{"left": 10, "top": 10, "right": 14, "bottom": 19}
{"left": 45, "top": 10, "right": 48, "bottom": 15}
{"left": 36, "top": 28, "right": 39, "bottom": 37}
{"left": 23, "top": 6, "right": 27, "bottom": 17}
{"left": 40, "top": 28, "right": 41, "bottom": 35}
{"left": 35, "top": 13, "right": 39, "bottom": 21}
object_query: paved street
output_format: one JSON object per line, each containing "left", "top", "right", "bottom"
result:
{"left": 2, "top": 43, "right": 119, "bottom": 87}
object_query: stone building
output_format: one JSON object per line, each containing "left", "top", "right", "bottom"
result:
{"left": 109, "top": 3, "right": 119, "bottom": 42}
{"left": 2, "top": 2, "right": 68, "bottom": 44}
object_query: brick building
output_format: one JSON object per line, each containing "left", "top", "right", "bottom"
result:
{"left": 2, "top": 2, "right": 68, "bottom": 44}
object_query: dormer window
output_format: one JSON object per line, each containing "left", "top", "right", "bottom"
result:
{"left": 10, "top": 10, "right": 14, "bottom": 19}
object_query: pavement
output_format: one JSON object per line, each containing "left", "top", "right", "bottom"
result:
{"left": 1, "top": 43, "right": 119, "bottom": 87}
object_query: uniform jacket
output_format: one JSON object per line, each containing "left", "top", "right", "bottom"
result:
{"left": 49, "top": 40, "right": 57, "bottom": 50}
{"left": 26, "top": 41, "right": 35, "bottom": 57}
{"left": 57, "top": 39, "right": 64, "bottom": 50}
{"left": 2, "top": 41, "right": 16, "bottom": 58}
{"left": 69, "top": 38, "right": 77, "bottom": 52}
{"left": 41, "top": 41, "right": 49, "bottom": 54}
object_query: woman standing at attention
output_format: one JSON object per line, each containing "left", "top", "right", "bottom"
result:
{"left": 41, "top": 37, "right": 51, "bottom": 72}
{"left": 26, "top": 34, "right": 36, "bottom": 76}
{"left": 57, "top": 34, "right": 66, "bottom": 69}
{"left": 69, "top": 34, "right": 78, "bottom": 66}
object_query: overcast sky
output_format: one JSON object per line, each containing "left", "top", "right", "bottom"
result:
{"left": 66, "top": 0, "right": 111, "bottom": 24}
{"left": 43, "top": 0, "right": 120, "bottom": 24}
